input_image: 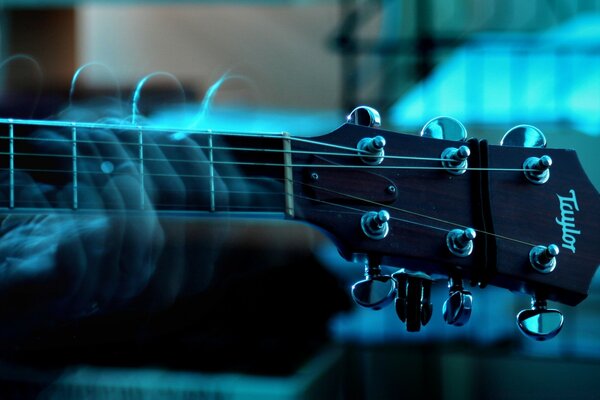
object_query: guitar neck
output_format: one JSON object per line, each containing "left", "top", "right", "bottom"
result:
{"left": 0, "top": 118, "right": 294, "bottom": 219}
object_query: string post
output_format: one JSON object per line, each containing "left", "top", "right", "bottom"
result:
{"left": 523, "top": 155, "right": 552, "bottom": 184}
{"left": 446, "top": 227, "right": 476, "bottom": 257}
{"left": 529, "top": 244, "right": 559, "bottom": 274}
{"left": 441, "top": 145, "right": 470, "bottom": 175}
{"left": 357, "top": 136, "right": 386, "bottom": 165}
{"left": 361, "top": 209, "right": 390, "bottom": 240}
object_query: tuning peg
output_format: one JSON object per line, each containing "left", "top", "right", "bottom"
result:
{"left": 357, "top": 135, "right": 386, "bottom": 165}
{"left": 500, "top": 125, "right": 547, "bottom": 148}
{"left": 529, "top": 244, "right": 559, "bottom": 274}
{"left": 361, "top": 210, "right": 390, "bottom": 240}
{"left": 517, "top": 297, "right": 564, "bottom": 341}
{"left": 391, "top": 270, "right": 434, "bottom": 332}
{"left": 347, "top": 106, "right": 381, "bottom": 127}
{"left": 420, "top": 116, "right": 467, "bottom": 141}
{"left": 523, "top": 155, "right": 552, "bottom": 185}
{"left": 446, "top": 227, "right": 476, "bottom": 257}
{"left": 441, "top": 145, "right": 470, "bottom": 175}
{"left": 351, "top": 263, "right": 396, "bottom": 310}
{"left": 442, "top": 276, "right": 472, "bottom": 326}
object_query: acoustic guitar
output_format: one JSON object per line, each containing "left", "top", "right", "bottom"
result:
{"left": 0, "top": 106, "right": 598, "bottom": 341}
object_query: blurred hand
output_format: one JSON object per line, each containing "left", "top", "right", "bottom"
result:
{"left": 0, "top": 116, "right": 226, "bottom": 331}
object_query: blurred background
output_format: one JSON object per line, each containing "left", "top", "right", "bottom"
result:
{"left": 0, "top": 0, "right": 600, "bottom": 399}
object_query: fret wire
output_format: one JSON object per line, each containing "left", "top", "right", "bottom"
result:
{"left": 138, "top": 127, "right": 145, "bottom": 210}
{"left": 208, "top": 132, "right": 215, "bottom": 212}
{"left": 282, "top": 132, "right": 294, "bottom": 218}
{"left": 72, "top": 124, "right": 78, "bottom": 209}
{"left": 9, "top": 123, "right": 14, "bottom": 208}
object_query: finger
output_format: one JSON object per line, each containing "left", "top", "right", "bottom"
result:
{"left": 166, "top": 133, "right": 228, "bottom": 295}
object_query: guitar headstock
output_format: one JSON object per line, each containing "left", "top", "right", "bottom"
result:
{"left": 290, "top": 107, "right": 600, "bottom": 340}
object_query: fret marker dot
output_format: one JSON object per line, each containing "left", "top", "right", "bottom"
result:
{"left": 101, "top": 161, "right": 114, "bottom": 174}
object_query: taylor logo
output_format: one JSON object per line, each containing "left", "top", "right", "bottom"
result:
{"left": 555, "top": 189, "right": 581, "bottom": 253}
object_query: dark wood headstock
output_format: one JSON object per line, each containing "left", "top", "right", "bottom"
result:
{"left": 486, "top": 143, "right": 599, "bottom": 306}
{"left": 290, "top": 122, "right": 600, "bottom": 307}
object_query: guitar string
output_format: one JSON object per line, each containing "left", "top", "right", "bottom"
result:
{"left": 2, "top": 184, "right": 455, "bottom": 234}
{"left": 4, "top": 172, "right": 536, "bottom": 248}
{"left": 0, "top": 123, "right": 541, "bottom": 170}
{"left": 0, "top": 121, "right": 542, "bottom": 246}
{"left": 291, "top": 193, "right": 450, "bottom": 234}
{"left": 0, "top": 152, "right": 536, "bottom": 173}
{"left": 2, "top": 132, "right": 422, "bottom": 159}
{"left": 3, "top": 117, "right": 427, "bottom": 154}
{"left": 0, "top": 143, "right": 446, "bottom": 163}
{"left": 0, "top": 119, "right": 388, "bottom": 155}
{"left": 291, "top": 179, "right": 537, "bottom": 247}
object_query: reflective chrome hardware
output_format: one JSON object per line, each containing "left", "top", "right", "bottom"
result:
{"left": 523, "top": 155, "right": 552, "bottom": 184}
{"left": 357, "top": 136, "right": 386, "bottom": 165}
{"left": 420, "top": 116, "right": 467, "bottom": 141}
{"left": 392, "top": 270, "right": 434, "bottom": 332}
{"left": 529, "top": 244, "right": 559, "bottom": 274}
{"left": 361, "top": 210, "right": 390, "bottom": 240}
{"left": 442, "top": 276, "right": 473, "bottom": 326}
{"left": 517, "top": 297, "right": 564, "bottom": 341}
{"left": 347, "top": 106, "right": 381, "bottom": 127}
{"left": 500, "top": 125, "right": 547, "bottom": 148}
{"left": 446, "top": 228, "right": 476, "bottom": 257}
{"left": 351, "top": 263, "right": 396, "bottom": 310}
{"left": 441, "top": 145, "right": 470, "bottom": 175}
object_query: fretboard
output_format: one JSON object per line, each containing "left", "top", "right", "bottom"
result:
{"left": 0, "top": 119, "right": 294, "bottom": 218}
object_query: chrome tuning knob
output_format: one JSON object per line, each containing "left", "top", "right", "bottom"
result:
{"left": 351, "top": 263, "right": 396, "bottom": 310}
{"left": 517, "top": 297, "right": 564, "bottom": 341}
{"left": 442, "top": 275, "right": 473, "bottom": 326}
{"left": 500, "top": 125, "right": 546, "bottom": 148}
{"left": 392, "top": 269, "right": 433, "bottom": 332}
{"left": 347, "top": 106, "right": 381, "bottom": 127}
{"left": 420, "top": 116, "right": 467, "bottom": 141}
